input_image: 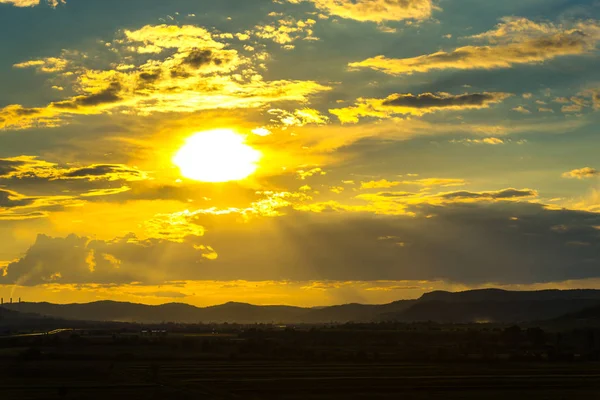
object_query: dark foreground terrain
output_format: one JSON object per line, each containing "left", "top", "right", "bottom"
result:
{"left": 3, "top": 359, "right": 600, "bottom": 399}
{"left": 2, "top": 321, "right": 600, "bottom": 399}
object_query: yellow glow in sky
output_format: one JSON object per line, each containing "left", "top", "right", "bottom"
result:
{"left": 173, "top": 129, "right": 261, "bottom": 182}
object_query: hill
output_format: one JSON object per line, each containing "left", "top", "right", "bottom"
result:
{"left": 386, "top": 299, "right": 600, "bottom": 323}
{"left": 420, "top": 289, "right": 600, "bottom": 303}
{"left": 3, "top": 299, "right": 416, "bottom": 324}
{"left": 3, "top": 301, "right": 309, "bottom": 324}
{"left": 4, "top": 289, "right": 600, "bottom": 324}
{"left": 380, "top": 289, "right": 600, "bottom": 323}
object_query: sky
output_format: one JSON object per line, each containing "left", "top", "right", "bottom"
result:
{"left": 0, "top": 0, "right": 599, "bottom": 307}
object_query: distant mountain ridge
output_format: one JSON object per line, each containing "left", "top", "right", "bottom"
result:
{"left": 4, "top": 289, "right": 600, "bottom": 324}
{"left": 420, "top": 289, "right": 600, "bottom": 302}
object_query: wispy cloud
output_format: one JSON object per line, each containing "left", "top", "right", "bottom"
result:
{"left": 282, "top": 0, "right": 434, "bottom": 22}
{"left": 349, "top": 17, "right": 600, "bottom": 75}
{"left": 562, "top": 167, "right": 599, "bottom": 179}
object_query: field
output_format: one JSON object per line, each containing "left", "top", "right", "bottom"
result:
{"left": 2, "top": 358, "right": 600, "bottom": 399}
{"left": 2, "top": 323, "right": 600, "bottom": 399}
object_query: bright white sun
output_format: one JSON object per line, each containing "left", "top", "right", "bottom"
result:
{"left": 173, "top": 129, "right": 262, "bottom": 182}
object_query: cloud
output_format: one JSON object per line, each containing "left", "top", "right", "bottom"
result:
{"left": 352, "top": 187, "right": 538, "bottom": 215}
{"left": 13, "top": 57, "right": 68, "bottom": 73}
{"left": 349, "top": 17, "right": 600, "bottom": 75}
{"left": 0, "top": 105, "right": 62, "bottom": 130}
{"left": 0, "top": 189, "right": 35, "bottom": 208}
{"left": 133, "top": 291, "right": 188, "bottom": 299}
{"left": 268, "top": 108, "right": 330, "bottom": 127}
{"left": 0, "top": 188, "right": 79, "bottom": 221}
{"left": 562, "top": 167, "right": 600, "bottom": 179}
{"left": 284, "top": 0, "right": 433, "bottom": 22}
{"left": 54, "top": 82, "right": 123, "bottom": 109}
{"left": 512, "top": 105, "right": 531, "bottom": 114}
{"left": 6, "top": 199, "right": 600, "bottom": 285}
{"left": 451, "top": 137, "right": 505, "bottom": 145}
{"left": 144, "top": 210, "right": 206, "bottom": 242}
{"left": 80, "top": 187, "right": 132, "bottom": 198}
{"left": 592, "top": 90, "right": 600, "bottom": 110}
{"left": 0, "top": 0, "right": 63, "bottom": 7}
{"left": 0, "top": 24, "right": 331, "bottom": 130}
{"left": 253, "top": 17, "right": 318, "bottom": 48}
{"left": 0, "top": 233, "right": 216, "bottom": 285}
{"left": 438, "top": 188, "right": 538, "bottom": 200}
{"left": 0, "top": 157, "right": 153, "bottom": 221}
{"left": 381, "top": 92, "right": 507, "bottom": 109}
{"left": 330, "top": 92, "right": 510, "bottom": 123}
{"left": 361, "top": 179, "right": 400, "bottom": 189}
{"left": 60, "top": 165, "right": 147, "bottom": 181}
{"left": 552, "top": 90, "right": 599, "bottom": 115}
{"left": 0, "top": 156, "right": 147, "bottom": 182}
{"left": 361, "top": 178, "right": 466, "bottom": 189}
{"left": 297, "top": 167, "right": 326, "bottom": 180}
{"left": 274, "top": 112, "right": 583, "bottom": 160}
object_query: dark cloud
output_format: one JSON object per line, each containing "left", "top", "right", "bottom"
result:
{"left": 0, "top": 189, "right": 33, "bottom": 207}
{"left": 0, "top": 157, "right": 147, "bottom": 183}
{"left": 76, "top": 82, "right": 122, "bottom": 106}
{"left": 182, "top": 49, "right": 225, "bottom": 68}
{"left": 138, "top": 71, "right": 161, "bottom": 82}
{"left": 53, "top": 82, "right": 122, "bottom": 109}
{"left": 439, "top": 189, "right": 537, "bottom": 200}
{"left": 382, "top": 92, "right": 500, "bottom": 108}
{"left": 13, "top": 107, "right": 41, "bottom": 116}
{"left": 3, "top": 202, "right": 600, "bottom": 286}
{"left": 61, "top": 164, "right": 145, "bottom": 180}
{"left": 0, "top": 233, "right": 211, "bottom": 286}
{"left": 0, "top": 159, "right": 24, "bottom": 176}
{"left": 376, "top": 192, "right": 413, "bottom": 198}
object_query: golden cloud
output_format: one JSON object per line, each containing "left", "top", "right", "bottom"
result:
{"left": 330, "top": 92, "right": 511, "bottom": 123}
{"left": 0, "top": 156, "right": 148, "bottom": 182}
{"left": 0, "top": 24, "right": 331, "bottom": 130}
{"left": 349, "top": 17, "right": 600, "bottom": 75}
{"left": 350, "top": 187, "right": 538, "bottom": 215}
{"left": 0, "top": 188, "right": 80, "bottom": 221}
{"left": 13, "top": 57, "right": 68, "bottom": 73}
{"left": 0, "top": 0, "right": 63, "bottom": 7}
{"left": 254, "top": 17, "right": 318, "bottom": 48}
{"left": 361, "top": 178, "right": 466, "bottom": 189}
{"left": 284, "top": 0, "right": 433, "bottom": 22}
{"left": 562, "top": 167, "right": 599, "bottom": 179}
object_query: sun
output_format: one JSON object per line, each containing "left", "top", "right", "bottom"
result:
{"left": 173, "top": 129, "right": 262, "bottom": 182}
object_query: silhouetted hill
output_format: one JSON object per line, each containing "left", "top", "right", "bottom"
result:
{"left": 558, "top": 305, "right": 600, "bottom": 320}
{"left": 199, "top": 302, "right": 309, "bottom": 323}
{"left": 4, "top": 298, "right": 420, "bottom": 324}
{"left": 381, "top": 289, "right": 600, "bottom": 323}
{"left": 298, "top": 300, "right": 416, "bottom": 323}
{"left": 0, "top": 307, "right": 31, "bottom": 321}
{"left": 543, "top": 304, "right": 600, "bottom": 329}
{"left": 4, "top": 301, "right": 308, "bottom": 324}
{"left": 4, "top": 300, "right": 416, "bottom": 324}
{"left": 420, "top": 289, "right": 600, "bottom": 303}
{"left": 5, "top": 289, "right": 600, "bottom": 324}
{"left": 386, "top": 299, "right": 600, "bottom": 323}
{"left": 0, "top": 306, "right": 73, "bottom": 331}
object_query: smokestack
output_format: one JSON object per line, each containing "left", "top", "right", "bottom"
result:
{"left": 1, "top": 298, "right": 3, "bottom": 305}
{"left": 18, "top": 297, "right": 21, "bottom": 304}
{"left": 10, "top": 298, "right": 12, "bottom": 304}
